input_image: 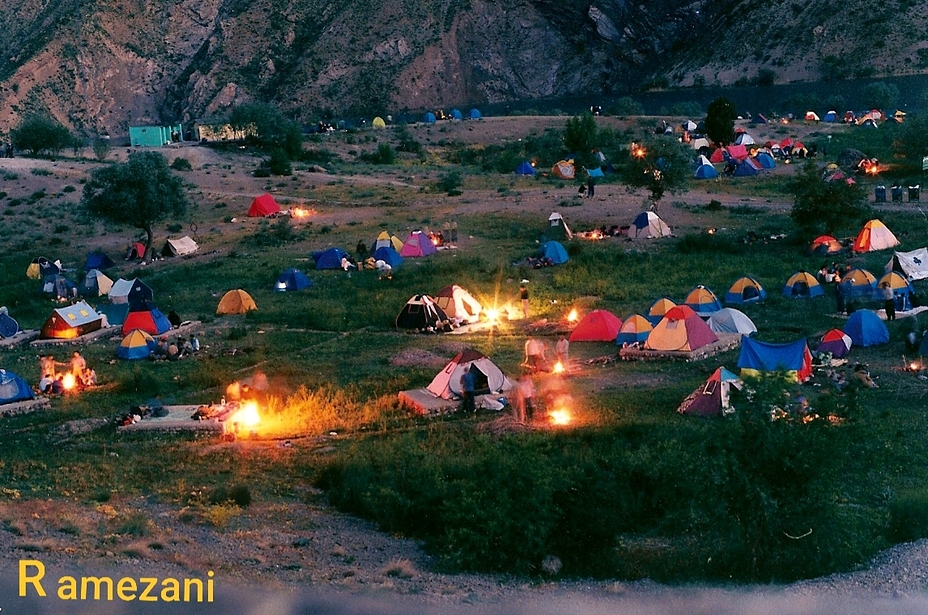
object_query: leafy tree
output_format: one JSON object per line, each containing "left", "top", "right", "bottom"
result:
{"left": 563, "top": 113, "right": 599, "bottom": 170}
{"left": 862, "top": 82, "right": 899, "bottom": 111}
{"left": 82, "top": 152, "right": 189, "bottom": 261}
{"left": 618, "top": 136, "right": 692, "bottom": 212}
{"left": 892, "top": 113, "right": 928, "bottom": 167}
{"left": 789, "top": 161, "right": 870, "bottom": 235}
{"left": 254, "top": 148, "right": 292, "bottom": 177}
{"left": 609, "top": 97, "right": 645, "bottom": 116}
{"left": 92, "top": 137, "right": 111, "bottom": 161}
{"left": 229, "top": 103, "right": 303, "bottom": 158}
{"left": 705, "top": 97, "right": 737, "bottom": 145}
{"left": 10, "top": 115, "right": 73, "bottom": 156}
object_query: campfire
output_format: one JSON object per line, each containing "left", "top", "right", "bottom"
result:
{"left": 552, "top": 361, "right": 565, "bottom": 374}
{"left": 226, "top": 401, "right": 261, "bottom": 433}
{"left": 567, "top": 308, "right": 579, "bottom": 324}
{"left": 290, "top": 206, "right": 314, "bottom": 219}
{"left": 61, "top": 373, "right": 77, "bottom": 391}
{"left": 548, "top": 407, "right": 572, "bottom": 426}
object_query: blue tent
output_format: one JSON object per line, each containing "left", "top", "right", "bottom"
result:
{"left": 450, "top": 109, "right": 463, "bottom": 120}
{"left": 755, "top": 114, "right": 768, "bottom": 124}
{"left": 694, "top": 164, "right": 718, "bottom": 179}
{"left": 43, "top": 274, "right": 77, "bottom": 299}
{"left": 85, "top": 251, "right": 115, "bottom": 271}
{"left": 373, "top": 246, "right": 404, "bottom": 268}
{"left": 737, "top": 336, "right": 812, "bottom": 381}
{"left": 0, "top": 369, "right": 34, "bottom": 404}
{"left": 97, "top": 302, "right": 129, "bottom": 326}
{"left": 312, "top": 247, "right": 348, "bottom": 270}
{"left": 725, "top": 276, "right": 766, "bottom": 305}
{"left": 733, "top": 159, "right": 760, "bottom": 176}
{"left": 754, "top": 152, "right": 776, "bottom": 169}
{"left": 275, "top": 268, "right": 313, "bottom": 292}
{"left": 587, "top": 167, "right": 605, "bottom": 178}
{"left": 423, "top": 112, "right": 437, "bottom": 123}
{"left": 843, "top": 310, "right": 889, "bottom": 347}
{"left": 515, "top": 161, "right": 536, "bottom": 175}
{"left": 468, "top": 108, "right": 482, "bottom": 119}
{"left": 540, "top": 241, "right": 568, "bottom": 264}
{"left": 0, "top": 312, "right": 20, "bottom": 338}
{"left": 823, "top": 111, "right": 838, "bottom": 122}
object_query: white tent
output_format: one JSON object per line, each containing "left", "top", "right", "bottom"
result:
{"left": 427, "top": 349, "right": 512, "bottom": 399}
{"left": 696, "top": 155, "right": 712, "bottom": 167}
{"left": 629, "top": 211, "right": 671, "bottom": 239}
{"left": 886, "top": 248, "right": 928, "bottom": 281}
{"left": 733, "top": 133, "right": 755, "bottom": 146}
{"left": 691, "top": 137, "right": 711, "bottom": 150}
{"left": 547, "top": 212, "right": 573, "bottom": 240}
{"left": 435, "top": 285, "right": 482, "bottom": 324}
{"left": 162, "top": 235, "right": 198, "bottom": 256}
{"left": 707, "top": 308, "right": 757, "bottom": 335}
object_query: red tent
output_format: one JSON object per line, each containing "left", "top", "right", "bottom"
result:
{"left": 569, "top": 310, "right": 623, "bottom": 342}
{"left": 645, "top": 305, "right": 718, "bottom": 352}
{"left": 248, "top": 193, "right": 281, "bottom": 217}
{"left": 709, "top": 148, "right": 726, "bottom": 163}
{"left": 726, "top": 144, "right": 748, "bottom": 161}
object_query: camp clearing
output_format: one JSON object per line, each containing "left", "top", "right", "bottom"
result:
{"left": 19, "top": 559, "right": 214, "bottom": 602}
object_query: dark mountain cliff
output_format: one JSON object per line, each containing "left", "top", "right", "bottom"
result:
{"left": 0, "top": 0, "right": 924, "bottom": 136}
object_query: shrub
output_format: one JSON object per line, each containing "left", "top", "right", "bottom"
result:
{"left": 170, "top": 157, "right": 193, "bottom": 171}
{"left": 361, "top": 143, "right": 395, "bottom": 164}
{"left": 436, "top": 170, "right": 463, "bottom": 194}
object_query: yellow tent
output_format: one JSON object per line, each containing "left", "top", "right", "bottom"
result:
{"left": 372, "top": 117, "right": 386, "bottom": 128}
{"left": 217, "top": 289, "right": 257, "bottom": 315}
{"left": 26, "top": 263, "right": 41, "bottom": 279}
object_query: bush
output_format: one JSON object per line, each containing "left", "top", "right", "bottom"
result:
{"left": 255, "top": 148, "right": 292, "bottom": 176}
{"left": 436, "top": 170, "right": 463, "bottom": 194}
{"left": 889, "top": 490, "right": 928, "bottom": 541}
{"left": 360, "top": 143, "right": 395, "bottom": 164}
{"left": 170, "top": 157, "right": 193, "bottom": 171}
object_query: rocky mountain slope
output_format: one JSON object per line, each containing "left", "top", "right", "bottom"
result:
{"left": 0, "top": 0, "right": 925, "bottom": 136}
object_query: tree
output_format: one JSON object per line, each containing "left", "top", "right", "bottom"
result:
{"left": 229, "top": 103, "right": 303, "bottom": 158}
{"left": 892, "top": 112, "right": 928, "bottom": 167}
{"left": 10, "top": 115, "right": 74, "bottom": 156}
{"left": 82, "top": 152, "right": 189, "bottom": 261}
{"left": 705, "top": 97, "right": 737, "bottom": 146}
{"left": 618, "top": 136, "right": 692, "bottom": 212}
{"left": 789, "top": 161, "right": 870, "bottom": 235}
{"left": 563, "top": 113, "right": 599, "bottom": 170}
{"left": 862, "top": 82, "right": 899, "bottom": 111}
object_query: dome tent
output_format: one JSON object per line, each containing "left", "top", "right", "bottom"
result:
{"left": 707, "top": 308, "right": 757, "bottom": 335}
{"left": 395, "top": 295, "right": 452, "bottom": 332}
{"left": 122, "top": 300, "right": 172, "bottom": 336}
{"left": 435, "top": 285, "right": 481, "bottom": 324}
{"left": 117, "top": 329, "right": 158, "bottom": 360}
{"left": 725, "top": 276, "right": 766, "bottom": 305}
{"left": 818, "top": 329, "right": 852, "bottom": 359}
{"left": 539, "top": 241, "right": 569, "bottom": 264}
{"left": 248, "top": 193, "right": 281, "bottom": 217}
{"left": 843, "top": 310, "right": 889, "bottom": 347}
{"left": 569, "top": 310, "right": 623, "bottom": 342}
{"left": 427, "top": 349, "right": 511, "bottom": 400}
{"left": 629, "top": 212, "right": 671, "bottom": 239}
{"left": 615, "top": 314, "right": 652, "bottom": 346}
{"left": 646, "top": 297, "right": 677, "bottom": 325}
{"left": 853, "top": 219, "right": 899, "bottom": 253}
{"left": 217, "top": 289, "right": 257, "bottom": 315}
{"left": 275, "top": 268, "right": 313, "bottom": 292}
{"left": 0, "top": 369, "right": 34, "bottom": 405}
{"left": 645, "top": 305, "right": 718, "bottom": 352}
{"left": 677, "top": 367, "right": 743, "bottom": 417}
{"left": 683, "top": 285, "right": 722, "bottom": 317}
{"left": 783, "top": 271, "right": 823, "bottom": 298}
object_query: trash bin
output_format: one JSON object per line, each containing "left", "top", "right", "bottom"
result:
{"left": 892, "top": 185, "right": 904, "bottom": 202}
{"left": 875, "top": 185, "right": 886, "bottom": 203}
{"left": 910, "top": 185, "right": 920, "bottom": 202}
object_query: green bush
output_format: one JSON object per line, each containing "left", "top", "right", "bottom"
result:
{"left": 170, "top": 157, "right": 193, "bottom": 171}
{"left": 436, "top": 170, "right": 463, "bottom": 194}
{"left": 360, "top": 143, "right": 395, "bottom": 164}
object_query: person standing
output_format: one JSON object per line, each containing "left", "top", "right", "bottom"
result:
{"left": 520, "top": 281, "right": 530, "bottom": 319}
{"left": 556, "top": 336, "right": 570, "bottom": 367}
{"left": 460, "top": 366, "right": 477, "bottom": 414}
{"left": 587, "top": 174, "right": 595, "bottom": 198}
{"left": 880, "top": 282, "right": 896, "bottom": 321}
{"left": 70, "top": 351, "right": 87, "bottom": 382}
{"left": 520, "top": 375, "right": 536, "bottom": 421}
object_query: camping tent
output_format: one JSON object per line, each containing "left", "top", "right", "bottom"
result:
{"left": 738, "top": 336, "right": 813, "bottom": 382}
{"left": 85, "top": 251, "right": 115, "bottom": 271}
{"left": 546, "top": 212, "right": 574, "bottom": 240}
{"left": 468, "top": 109, "right": 482, "bottom": 120}
{"left": 515, "top": 161, "right": 536, "bottom": 175}
{"left": 843, "top": 310, "right": 889, "bottom": 346}
{"left": 811, "top": 235, "right": 843, "bottom": 255}
{"left": 97, "top": 303, "right": 129, "bottom": 327}
{"left": 877, "top": 271, "right": 914, "bottom": 310}
{"left": 435, "top": 285, "right": 481, "bottom": 324}
{"left": 805, "top": 111, "right": 821, "bottom": 121}
{"left": 569, "top": 310, "right": 623, "bottom": 342}
{"left": 423, "top": 112, "right": 436, "bottom": 123}
{"left": 726, "top": 144, "right": 749, "bottom": 161}
{"left": 683, "top": 286, "right": 722, "bottom": 316}
{"left": 374, "top": 231, "right": 405, "bottom": 252}
{"left": 117, "top": 329, "right": 157, "bottom": 360}
{"left": 42, "top": 274, "right": 77, "bottom": 300}
{"left": 126, "top": 242, "right": 146, "bottom": 260}
{"left": 734, "top": 132, "right": 755, "bottom": 146}
{"left": 551, "top": 161, "right": 575, "bottom": 180}
{"left": 754, "top": 152, "right": 776, "bottom": 169}
{"left": 40, "top": 301, "right": 102, "bottom": 339}
{"left": 732, "top": 158, "right": 761, "bottom": 176}
{"left": 275, "top": 268, "right": 313, "bottom": 292}
{"left": 694, "top": 163, "right": 719, "bottom": 179}
{"left": 886, "top": 248, "right": 928, "bottom": 281}
{"left": 426, "top": 349, "right": 511, "bottom": 399}
{"left": 395, "top": 295, "right": 451, "bottom": 332}
{"left": 0, "top": 369, "right": 34, "bottom": 405}
{"left": 677, "top": 367, "right": 743, "bottom": 417}
{"left": 539, "top": 241, "right": 569, "bottom": 264}
{"left": 838, "top": 269, "right": 877, "bottom": 299}
{"left": 80, "top": 269, "right": 114, "bottom": 297}
{"left": 616, "top": 314, "right": 653, "bottom": 346}
{"left": 450, "top": 109, "right": 463, "bottom": 120}
{"left": 109, "top": 278, "right": 153, "bottom": 306}
{"left": 162, "top": 236, "right": 198, "bottom": 257}
{"left": 783, "top": 271, "right": 824, "bottom": 298}
{"left": 647, "top": 297, "right": 677, "bottom": 325}
{"left": 645, "top": 305, "right": 718, "bottom": 351}
{"left": 122, "top": 300, "right": 172, "bottom": 335}
{"left": 400, "top": 231, "right": 438, "bottom": 257}
{"left": 27, "top": 257, "right": 60, "bottom": 280}
{"left": 372, "top": 116, "right": 386, "bottom": 128}
{"left": 707, "top": 308, "right": 757, "bottom": 335}
{"left": 818, "top": 329, "right": 852, "bottom": 359}
{"left": 372, "top": 246, "right": 404, "bottom": 269}
{"left": 853, "top": 219, "right": 899, "bottom": 252}
{"left": 725, "top": 276, "right": 766, "bottom": 305}
{"left": 0, "top": 309, "right": 20, "bottom": 338}
{"left": 629, "top": 212, "right": 671, "bottom": 239}
{"left": 216, "top": 289, "right": 257, "bottom": 315}
{"left": 312, "top": 247, "right": 349, "bottom": 269}
{"left": 823, "top": 110, "right": 838, "bottom": 122}
{"left": 248, "top": 193, "right": 281, "bottom": 217}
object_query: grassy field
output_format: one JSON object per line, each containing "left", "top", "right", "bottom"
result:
{"left": 2, "top": 116, "right": 928, "bottom": 584}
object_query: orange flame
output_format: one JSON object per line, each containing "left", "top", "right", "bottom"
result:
{"left": 62, "top": 373, "right": 77, "bottom": 391}
{"left": 552, "top": 361, "right": 565, "bottom": 374}
{"left": 549, "top": 408, "right": 572, "bottom": 425}
{"left": 291, "top": 207, "right": 314, "bottom": 219}
{"left": 567, "top": 309, "right": 579, "bottom": 323}
{"left": 228, "top": 401, "right": 260, "bottom": 430}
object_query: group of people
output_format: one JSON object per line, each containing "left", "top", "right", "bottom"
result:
{"left": 37, "top": 351, "right": 96, "bottom": 394}
{"left": 819, "top": 262, "right": 907, "bottom": 319}
{"left": 153, "top": 335, "right": 199, "bottom": 361}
